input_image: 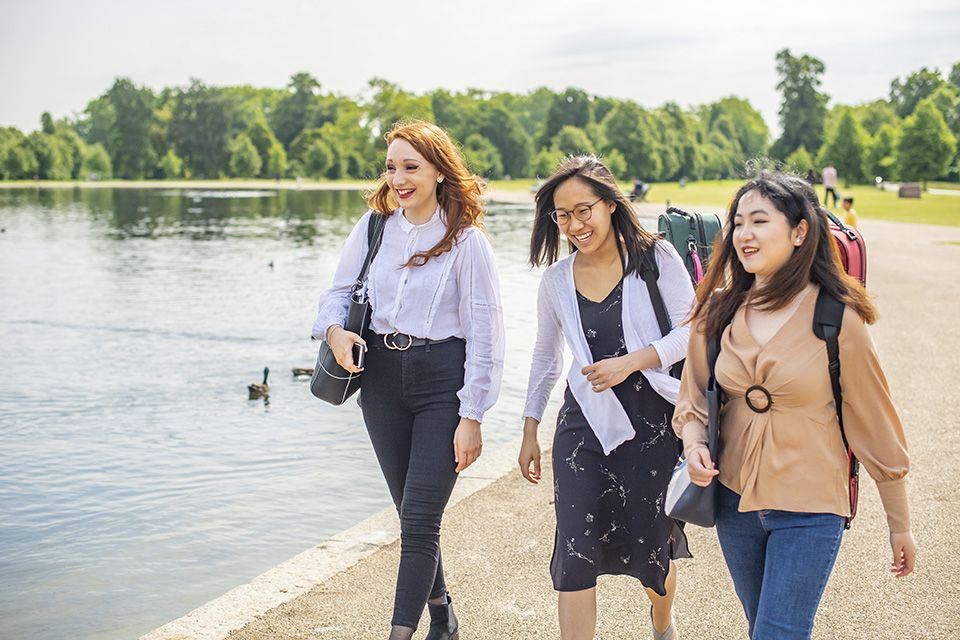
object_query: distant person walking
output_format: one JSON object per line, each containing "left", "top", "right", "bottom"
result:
{"left": 520, "top": 155, "right": 695, "bottom": 640}
{"left": 841, "top": 196, "right": 857, "bottom": 228}
{"left": 822, "top": 163, "right": 839, "bottom": 208}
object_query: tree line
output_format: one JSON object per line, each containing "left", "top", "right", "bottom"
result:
{"left": 1, "top": 51, "right": 958, "bottom": 185}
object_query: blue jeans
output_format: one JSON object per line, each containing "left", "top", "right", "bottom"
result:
{"left": 359, "top": 337, "right": 466, "bottom": 630}
{"left": 715, "top": 484, "right": 845, "bottom": 640}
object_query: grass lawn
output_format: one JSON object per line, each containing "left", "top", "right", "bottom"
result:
{"left": 488, "top": 179, "right": 960, "bottom": 227}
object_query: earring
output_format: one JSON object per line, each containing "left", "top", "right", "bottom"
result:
{"left": 437, "top": 176, "right": 444, "bottom": 183}
{"left": 795, "top": 238, "right": 802, "bottom": 245}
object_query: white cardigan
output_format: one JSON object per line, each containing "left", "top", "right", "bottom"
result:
{"left": 522, "top": 240, "right": 695, "bottom": 454}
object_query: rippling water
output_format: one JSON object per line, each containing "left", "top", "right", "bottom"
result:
{"left": 0, "top": 187, "right": 656, "bottom": 640}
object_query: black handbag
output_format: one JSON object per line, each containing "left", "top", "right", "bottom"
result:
{"left": 310, "top": 212, "right": 386, "bottom": 405}
{"left": 664, "top": 331, "right": 721, "bottom": 527}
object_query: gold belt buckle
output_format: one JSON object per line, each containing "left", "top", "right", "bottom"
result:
{"left": 383, "top": 332, "right": 412, "bottom": 351}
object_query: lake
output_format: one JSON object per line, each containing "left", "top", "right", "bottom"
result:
{"left": 0, "top": 186, "right": 594, "bottom": 640}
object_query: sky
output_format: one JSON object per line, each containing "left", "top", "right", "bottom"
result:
{"left": 1, "top": 0, "right": 959, "bottom": 138}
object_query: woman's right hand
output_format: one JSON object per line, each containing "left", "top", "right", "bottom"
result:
{"left": 327, "top": 325, "right": 365, "bottom": 374}
{"left": 518, "top": 417, "right": 542, "bottom": 484}
{"left": 686, "top": 445, "right": 719, "bottom": 487}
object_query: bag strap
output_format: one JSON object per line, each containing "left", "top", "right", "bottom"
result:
{"left": 639, "top": 246, "right": 671, "bottom": 338}
{"left": 354, "top": 212, "right": 386, "bottom": 290}
{"left": 639, "top": 245, "right": 683, "bottom": 379}
{"left": 812, "top": 288, "right": 860, "bottom": 528}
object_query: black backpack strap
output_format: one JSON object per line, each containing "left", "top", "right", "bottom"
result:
{"left": 356, "top": 212, "right": 386, "bottom": 286}
{"left": 639, "top": 245, "right": 682, "bottom": 379}
{"left": 812, "top": 288, "right": 860, "bottom": 528}
{"left": 640, "top": 246, "right": 671, "bottom": 338}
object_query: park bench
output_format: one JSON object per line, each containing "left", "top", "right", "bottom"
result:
{"left": 899, "top": 183, "right": 921, "bottom": 198}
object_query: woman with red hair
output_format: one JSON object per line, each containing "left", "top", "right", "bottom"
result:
{"left": 314, "top": 121, "right": 504, "bottom": 640}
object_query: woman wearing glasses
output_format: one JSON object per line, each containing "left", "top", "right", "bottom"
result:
{"left": 315, "top": 121, "right": 504, "bottom": 640}
{"left": 519, "top": 155, "right": 695, "bottom": 640}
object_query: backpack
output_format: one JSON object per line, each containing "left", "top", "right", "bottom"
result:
{"left": 824, "top": 208, "right": 866, "bottom": 286}
{"left": 641, "top": 207, "right": 722, "bottom": 379}
{"left": 658, "top": 206, "right": 723, "bottom": 286}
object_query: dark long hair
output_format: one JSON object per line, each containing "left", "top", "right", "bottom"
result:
{"left": 529, "top": 154, "right": 655, "bottom": 276}
{"left": 695, "top": 170, "right": 876, "bottom": 336}
{"left": 367, "top": 120, "right": 486, "bottom": 267}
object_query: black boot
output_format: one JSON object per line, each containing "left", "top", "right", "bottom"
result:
{"left": 424, "top": 594, "right": 459, "bottom": 640}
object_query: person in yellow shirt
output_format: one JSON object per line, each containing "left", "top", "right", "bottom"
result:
{"left": 841, "top": 196, "right": 857, "bottom": 228}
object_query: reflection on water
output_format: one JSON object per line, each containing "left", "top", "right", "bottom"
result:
{"left": 0, "top": 187, "right": 571, "bottom": 640}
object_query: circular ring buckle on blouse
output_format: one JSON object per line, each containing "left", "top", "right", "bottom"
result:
{"left": 383, "top": 332, "right": 413, "bottom": 351}
{"left": 745, "top": 384, "right": 773, "bottom": 413}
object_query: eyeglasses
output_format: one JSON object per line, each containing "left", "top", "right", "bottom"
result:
{"left": 549, "top": 198, "right": 603, "bottom": 226}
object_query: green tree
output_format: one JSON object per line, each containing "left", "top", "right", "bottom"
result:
{"left": 56, "top": 128, "right": 86, "bottom": 179}
{"left": 462, "top": 133, "right": 503, "bottom": 178}
{"left": 168, "top": 79, "right": 236, "bottom": 178}
{"left": 550, "top": 125, "right": 595, "bottom": 157}
{"left": 229, "top": 134, "right": 262, "bottom": 178}
{"left": 602, "top": 149, "right": 628, "bottom": 180}
{"left": 41, "top": 112, "right": 56, "bottom": 135}
{"left": 704, "top": 97, "right": 769, "bottom": 160}
{"left": 289, "top": 128, "right": 325, "bottom": 165}
{"left": 854, "top": 100, "right": 898, "bottom": 137}
{"left": 156, "top": 148, "right": 184, "bottom": 178}
{"left": 26, "top": 131, "right": 72, "bottom": 179}
{"left": 816, "top": 107, "right": 869, "bottom": 183}
{"left": 76, "top": 96, "right": 116, "bottom": 148}
{"left": 531, "top": 147, "right": 564, "bottom": 178}
{"left": 698, "top": 111, "right": 746, "bottom": 179}
{"left": 890, "top": 67, "right": 945, "bottom": 118}
{"left": 4, "top": 145, "right": 38, "bottom": 179}
{"left": 430, "top": 89, "right": 483, "bottom": 143}
{"left": 897, "top": 98, "right": 957, "bottom": 183}
{"left": 654, "top": 104, "right": 699, "bottom": 180}
{"left": 601, "top": 102, "right": 662, "bottom": 180}
{"left": 784, "top": 145, "right": 814, "bottom": 174}
{"left": 949, "top": 62, "right": 960, "bottom": 91}
{"left": 304, "top": 139, "right": 334, "bottom": 179}
{"left": 542, "top": 88, "right": 591, "bottom": 146}
{"left": 366, "top": 78, "right": 434, "bottom": 144}
{"left": 81, "top": 143, "right": 112, "bottom": 178}
{"left": 865, "top": 123, "right": 900, "bottom": 181}
{"left": 770, "top": 49, "right": 828, "bottom": 160}
{"left": 106, "top": 77, "right": 158, "bottom": 179}
{"left": 266, "top": 140, "right": 288, "bottom": 178}
{"left": 477, "top": 104, "right": 533, "bottom": 178}
{"left": 245, "top": 118, "right": 281, "bottom": 177}
{"left": 270, "top": 72, "right": 322, "bottom": 148}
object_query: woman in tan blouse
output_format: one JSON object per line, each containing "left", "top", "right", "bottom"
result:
{"left": 673, "top": 171, "right": 916, "bottom": 640}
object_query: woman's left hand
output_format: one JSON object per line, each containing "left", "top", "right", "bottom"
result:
{"left": 890, "top": 530, "right": 917, "bottom": 578}
{"left": 453, "top": 417, "right": 482, "bottom": 473}
{"left": 582, "top": 355, "right": 634, "bottom": 392}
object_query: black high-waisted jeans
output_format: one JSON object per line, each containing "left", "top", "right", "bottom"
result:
{"left": 360, "top": 335, "right": 466, "bottom": 629}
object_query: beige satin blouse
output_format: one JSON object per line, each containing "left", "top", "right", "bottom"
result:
{"left": 673, "top": 285, "right": 911, "bottom": 532}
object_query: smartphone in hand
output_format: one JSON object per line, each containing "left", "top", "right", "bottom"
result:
{"left": 353, "top": 343, "right": 366, "bottom": 369}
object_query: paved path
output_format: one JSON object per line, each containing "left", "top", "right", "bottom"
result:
{"left": 143, "top": 215, "right": 960, "bottom": 640}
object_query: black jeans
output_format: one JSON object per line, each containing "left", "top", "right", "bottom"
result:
{"left": 360, "top": 336, "right": 466, "bottom": 629}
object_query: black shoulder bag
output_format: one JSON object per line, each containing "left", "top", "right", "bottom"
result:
{"left": 310, "top": 212, "right": 386, "bottom": 405}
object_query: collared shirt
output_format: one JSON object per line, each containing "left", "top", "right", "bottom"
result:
{"left": 313, "top": 207, "right": 505, "bottom": 423}
{"left": 522, "top": 240, "right": 695, "bottom": 454}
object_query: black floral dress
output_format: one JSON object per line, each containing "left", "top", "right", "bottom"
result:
{"left": 551, "top": 280, "right": 690, "bottom": 594}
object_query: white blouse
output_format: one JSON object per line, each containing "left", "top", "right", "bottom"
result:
{"left": 522, "top": 240, "right": 695, "bottom": 454}
{"left": 313, "top": 207, "right": 505, "bottom": 423}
